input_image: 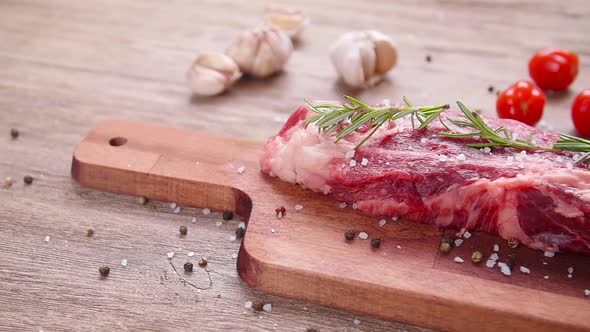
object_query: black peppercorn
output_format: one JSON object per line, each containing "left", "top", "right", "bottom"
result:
{"left": 137, "top": 196, "right": 148, "bottom": 205}
{"left": 235, "top": 227, "right": 245, "bottom": 238}
{"left": 99, "top": 265, "right": 110, "bottom": 277}
{"left": 507, "top": 238, "right": 520, "bottom": 249}
{"left": 425, "top": 55, "right": 432, "bottom": 62}
{"left": 253, "top": 303, "right": 264, "bottom": 311}
{"left": 222, "top": 211, "right": 234, "bottom": 220}
{"left": 306, "top": 329, "right": 319, "bottom": 332}
{"left": 439, "top": 236, "right": 454, "bottom": 254}
{"left": 488, "top": 85, "right": 494, "bottom": 93}
{"left": 23, "top": 175, "right": 33, "bottom": 185}
{"left": 371, "top": 238, "right": 381, "bottom": 248}
{"left": 87, "top": 228, "right": 94, "bottom": 237}
{"left": 344, "top": 230, "right": 355, "bottom": 241}
{"left": 10, "top": 128, "right": 19, "bottom": 139}
{"left": 184, "top": 262, "right": 193, "bottom": 272}
{"left": 179, "top": 225, "right": 188, "bottom": 236}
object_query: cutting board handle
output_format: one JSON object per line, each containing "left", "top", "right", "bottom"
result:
{"left": 71, "top": 120, "right": 256, "bottom": 220}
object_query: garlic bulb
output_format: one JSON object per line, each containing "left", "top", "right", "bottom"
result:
{"left": 187, "top": 52, "right": 242, "bottom": 96}
{"left": 226, "top": 25, "right": 293, "bottom": 78}
{"left": 330, "top": 31, "right": 398, "bottom": 88}
{"left": 264, "top": 5, "right": 309, "bottom": 40}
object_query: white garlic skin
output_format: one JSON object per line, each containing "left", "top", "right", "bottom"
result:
{"left": 226, "top": 25, "right": 293, "bottom": 78}
{"left": 330, "top": 31, "right": 398, "bottom": 88}
{"left": 264, "top": 5, "right": 309, "bottom": 40}
{"left": 187, "top": 52, "right": 242, "bottom": 96}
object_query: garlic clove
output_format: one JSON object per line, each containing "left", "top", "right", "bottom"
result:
{"left": 226, "top": 31, "right": 260, "bottom": 74}
{"left": 367, "top": 31, "right": 397, "bottom": 75}
{"left": 358, "top": 40, "right": 376, "bottom": 82}
{"left": 187, "top": 52, "right": 242, "bottom": 96}
{"left": 264, "top": 5, "right": 309, "bottom": 40}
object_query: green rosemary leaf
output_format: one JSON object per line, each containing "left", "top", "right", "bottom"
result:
{"left": 403, "top": 96, "right": 413, "bottom": 107}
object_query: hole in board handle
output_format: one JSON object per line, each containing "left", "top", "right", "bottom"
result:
{"left": 109, "top": 137, "right": 128, "bottom": 147}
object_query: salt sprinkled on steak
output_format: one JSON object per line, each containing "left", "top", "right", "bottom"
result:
{"left": 260, "top": 102, "right": 590, "bottom": 255}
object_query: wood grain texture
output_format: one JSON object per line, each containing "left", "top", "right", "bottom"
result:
{"left": 1, "top": 0, "right": 589, "bottom": 331}
{"left": 71, "top": 120, "right": 590, "bottom": 332}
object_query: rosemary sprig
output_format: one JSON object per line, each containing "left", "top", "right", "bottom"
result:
{"left": 305, "top": 96, "right": 449, "bottom": 149}
{"left": 554, "top": 133, "right": 590, "bottom": 163}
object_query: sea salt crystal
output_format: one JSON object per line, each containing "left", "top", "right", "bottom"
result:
{"left": 568, "top": 274, "right": 573, "bottom": 278}
{"left": 568, "top": 267, "right": 574, "bottom": 274}
{"left": 456, "top": 154, "right": 466, "bottom": 161}
{"left": 167, "top": 252, "right": 175, "bottom": 259}
{"left": 230, "top": 235, "right": 237, "bottom": 242}
{"left": 556, "top": 156, "right": 564, "bottom": 163}
{"left": 420, "top": 138, "right": 428, "bottom": 144}
{"left": 262, "top": 304, "right": 272, "bottom": 312}
{"left": 350, "top": 160, "right": 357, "bottom": 167}
{"left": 358, "top": 232, "right": 368, "bottom": 240}
{"left": 518, "top": 162, "right": 525, "bottom": 169}
{"left": 520, "top": 266, "right": 531, "bottom": 274}
{"left": 215, "top": 221, "right": 222, "bottom": 227}
{"left": 493, "top": 244, "right": 499, "bottom": 252}
{"left": 506, "top": 156, "right": 514, "bottom": 166}
{"left": 544, "top": 251, "right": 555, "bottom": 257}
{"left": 378, "top": 219, "right": 387, "bottom": 227}
{"left": 44, "top": 235, "right": 50, "bottom": 243}
{"left": 585, "top": 289, "right": 590, "bottom": 296}
{"left": 439, "top": 155, "right": 448, "bottom": 162}
{"left": 238, "top": 222, "right": 246, "bottom": 229}
{"left": 352, "top": 203, "right": 358, "bottom": 210}
{"left": 237, "top": 166, "right": 246, "bottom": 174}
{"left": 353, "top": 319, "right": 361, "bottom": 326}
{"left": 271, "top": 229, "right": 276, "bottom": 233}
{"left": 277, "top": 211, "right": 283, "bottom": 219}
{"left": 244, "top": 301, "right": 253, "bottom": 309}
{"left": 339, "top": 202, "right": 347, "bottom": 208}
{"left": 191, "top": 217, "right": 197, "bottom": 223}
{"left": 454, "top": 257, "right": 464, "bottom": 263}
{"left": 173, "top": 206, "right": 181, "bottom": 214}
{"left": 543, "top": 261, "right": 548, "bottom": 265}
{"left": 463, "top": 231, "right": 472, "bottom": 239}
{"left": 170, "top": 202, "right": 177, "bottom": 210}
{"left": 396, "top": 245, "right": 402, "bottom": 249}
{"left": 385, "top": 162, "right": 390, "bottom": 166}
{"left": 188, "top": 251, "right": 195, "bottom": 257}
{"left": 361, "top": 158, "right": 369, "bottom": 166}
{"left": 512, "top": 133, "right": 519, "bottom": 141}
{"left": 483, "top": 147, "right": 491, "bottom": 154}
{"left": 295, "top": 204, "right": 304, "bottom": 211}
{"left": 498, "top": 262, "right": 512, "bottom": 276}
{"left": 566, "top": 162, "right": 573, "bottom": 170}
{"left": 121, "top": 259, "right": 128, "bottom": 266}
{"left": 544, "top": 275, "right": 550, "bottom": 280}
{"left": 486, "top": 259, "right": 497, "bottom": 268}
{"left": 454, "top": 239, "right": 464, "bottom": 247}
{"left": 202, "top": 208, "right": 211, "bottom": 215}
{"left": 232, "top": 252, "right": 238, "bottom": 259}
{"left": 391, "top": 216, "right": 399, "bottom": 221}
{"left": 345, "top": 150, "right": 355, "bottom": 158}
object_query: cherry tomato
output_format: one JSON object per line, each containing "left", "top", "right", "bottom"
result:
{"left": 572, "top": 90, "right": 590, "bottom": 137}
{"left": 496, "top": 80, "right": 546, "bottom": 126}
{"left": 529, "top": 48, "right": 579, "bottom": 91}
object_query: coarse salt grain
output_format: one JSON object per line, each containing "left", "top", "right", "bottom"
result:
{"left": 215, "top": 221, "right": 223, "bottom": 227}
{"left": 568, "top": 274, "right": 573, "bottom": 278}
{"left": 170, "top": 202, "right": 177, "bottom": 210}
{"left": 585, "top": 289, "right": 590, "bottom": 296}
{"left": 271, "top": 229, "right": 276, "bottom": 233}
{"left": 44, "top": 235, "right": 50, "bottom": 243}
{"left": 456, "top": 154, "right": 466, "bottom": 161}
{"left": 345, "top": 150, "right": 355, "bottom": 158}
{"left": 486, "top": 259, "right": 497, "bottom": 268}
{"left": 454, "top": 257, "right": 464, "bottom": 263}
{"left": 352, "top": 203, "right": 358, "bottom": 210}
{"left": 350, "top": 160, "right": 357, "bottom": 167}
{"left": 173, "top": 206, "right": 181, "bottom": 214}
{"left": 167, "top": 252, "right": 175, "bottom": 258}
{"left": 339, "top": 202, "right": 347, "bottom": 208}
{"left": 498, "top": 262, "right": 512, "bottom": 276}
{"left": 277, "top": 211, "right": 283, "bottom": 219}
{"left": 378, "top": 219, "right": 387, "bottom": 227}
{"left": 556, "top": 156, "right": 563, "bottom": 163}
{"left": 439, "top": 155, "right": 448, "bottom": 162}
{"left": 295, "top": 204, "right": 304, "bottom": 211}
{"left": 353, "top": 319, "right": 361, "bottom": 326}
{"left": 191, "top": 217, "right": 197, "bottom": 223}
{"left": 361, "top": 158, "right": 369, "bottom": 166}
{"left": 454, "top": 239, "right": 464, "bottom": 247}
{"left": 244, "top": 301, "right": 253, "bottom": 309}
{"left": 358, "top": 232, "right": 368, "bottom": 240}
{"left": 391, "top": 216, "right": 399, "bottom": 221}
{"left": 520, "top": 266, "right": 531, "bottom": 274}
{"left": 188, "top": 251, "right": 195, "bottom": 257}
{"left": 121, "top": 259, "right": 128, "bottom": 266}
{"left": 420, "top": 138, "right": 428, "bottom": 144}
{"left": 483, "top": 147, "right": 491, "bottom": 154}
{"left": 238, "top": 222, "right": 246, "bottom": 229}
{"left": 543, "top": 261, "right": 548, "bottom": 265}
{"left": 262, "top": 304, "right": 272, "bottom": 312}
{"left": 463, "top": 231, "right": 472, "bottom": 239}
{"left": 544, "top": 275, "right": 550, "bottom": 280}
{"left": 490, "top": 253, "right": 499, "bottom": 261}
{"left": 493, "top": 244, "right": 499, "bottom": 252}
{"left": 544, "top": 251, "right": 555, "bottom": 257}
{"left": 237, "top": 166, "right": 246, "bottom": 174}
{"left": 396, "top": 245, "right": 402, "bottom": 249}
{"left": 385, "top": 162, "right": 390, "bottom": 165}
{"left": 230, "top": 235, "right": 237, "bottom": 242}
{"left": 232, "top": 252, "right": 238, "bottom": 259}
{"left": 506, "top": 156, "right": 514, "bottom": 166}
{"left": 568, "top": 267, "right": 574, "bottom": 274}
{"left": 566, "top": 162, "right": 573, "bottom": 170}
{"left": 202, "top": 208, "right": 211, "bottom": 215}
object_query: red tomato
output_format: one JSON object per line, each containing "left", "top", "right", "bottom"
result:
{"left": 529, "top": 48, "right": 579, "bottom": 91}
{"left": 496, "top": 80, "right": 546, "bottom": 126}
{"left": 572, "top": 90, "right": 590, "bottom": 137}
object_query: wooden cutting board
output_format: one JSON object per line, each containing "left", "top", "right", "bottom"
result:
{"left": 71, "top": 120, "right": 590, "bottom": 332}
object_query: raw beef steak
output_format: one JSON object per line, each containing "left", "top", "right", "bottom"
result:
{"left": 260, "top": 102, "right": 590, "bottom": 255}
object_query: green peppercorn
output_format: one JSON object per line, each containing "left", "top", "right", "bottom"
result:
{"left": 138, "top": 196, "right": 148, "bottom": 205}
{"left": 507, "top": 238, "right": 520, "bottom": 249}
{"left": 99, "top": 265, "right": 110, "bottom": 278}
{"left": 3, "top": 177, "right": 13, "bottom": 188}
{"left": 222, "top": 211, "right": 234, "bottom": 221}
{"left": 10, "top": 128, "right": 19, "bottom": 139}
{"left": 179, "top": 225, "right": 188, "bottom": 236}
{"left": 344, "top": 230, "right": 355, "bottom": 241}
{"left": 198, "top": 256, "right": 208, "bottom": 267}
{"left": 471, "top": 251, "right": 484, "bottom": 263}
{"left": 23, "top": 175, "right": 33, "bottom": 185}
{"left": 370, "top": 238, "right": 381, "bottom": 248}
{"left": 184, "top": 262, "right": 193, "bottom": 272}
{"left": 439, "top": 242, "right": 452, "bottom": 254}
{"left": 235, "top": 227, "right": 245, "bottom": 238}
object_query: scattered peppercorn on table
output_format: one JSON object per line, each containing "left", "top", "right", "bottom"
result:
{"left": 1, "top": 1, "right": 589, "bottom": 331}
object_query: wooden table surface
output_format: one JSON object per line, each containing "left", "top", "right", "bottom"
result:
{"left": 1, "top": 0, "right": 589, "bottom": 331}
